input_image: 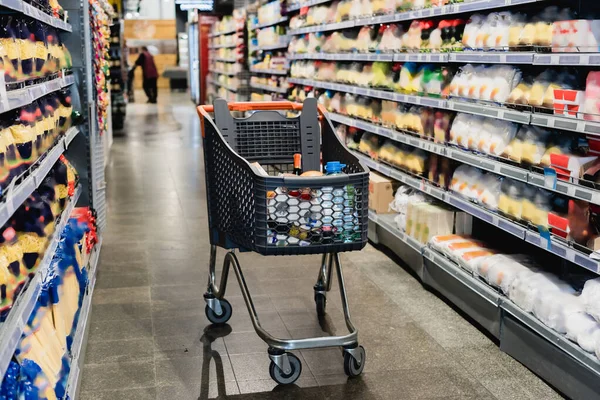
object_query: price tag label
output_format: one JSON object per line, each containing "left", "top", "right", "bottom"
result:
{"left": 0, "top": 73, "right": 8, "bottom": 112}
{"left": 4, "top": 179, "right": 17, "bottom": 217}
{"left": 543, "top": 167, "right": 557, "bottom": 190}
{"left": 538, "top": 226, "right": 552, "bottom": 250}
{"left": 420, "top": 179, "right": 425, "bottom": 191}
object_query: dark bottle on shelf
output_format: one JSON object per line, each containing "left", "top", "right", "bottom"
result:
{"left": 293, "top": 153, "right": 302, "bottom": 175}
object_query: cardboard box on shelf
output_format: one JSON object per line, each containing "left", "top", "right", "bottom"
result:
{"left": 369, "top": 172, "right": 396, "bottom": 214}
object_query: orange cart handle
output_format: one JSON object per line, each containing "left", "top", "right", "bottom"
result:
{"left": 199, "top": 101, "right": 305, "bottom": 113}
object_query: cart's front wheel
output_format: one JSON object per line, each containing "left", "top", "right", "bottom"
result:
{"left": 269, "top": 353, "right": 302, "bottom": 385}
{"left": 315, "top": 293, "right": 326, "bottom": 316}
{"left": 343, "top": 346, "right": 366, "bottom": 377}
{"left": 205, "top": 299, "right": 232, "bottom": 324}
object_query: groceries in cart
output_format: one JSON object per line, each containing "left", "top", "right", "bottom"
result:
{"left": 259, "top": 157, "right": 362, "bottom": 247}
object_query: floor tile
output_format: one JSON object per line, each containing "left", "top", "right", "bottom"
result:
{"left": 80, "top": 360, "right": 155, "bottom": 392}
{"left": 93, "top": 287, "right": 151, "bottom": 305}
{"left": 85, "top": 338, "right": 154, "bottom": 365}
{"left": 155, "top": 355, "right": 236, "bottom": 387}
{"left": 79, "top": 387, "right": 157, "bottom": 400}
{"left": 88, "top": 318, "right": 153, "bottom": 342}
{"left": 90, "top": 303, "right": 152, "bottom": 322}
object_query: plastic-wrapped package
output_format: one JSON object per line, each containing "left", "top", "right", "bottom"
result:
{"left": 462, "top": 14, "right": 484, "bottom": 50}
{"left": 520, "top": 125, "right": 551, "bottom": 165}
{"left": 522, "top": 187, "right": 552, "bottom": 228}
{"left": 381, "top": 100, "right": 398, "bottom": 127}
{"left": 498, "top": 178, "right": 525, "bottom": 220}
{"left": 358, "top": 132, "right": 383, "bottom": 158}
{"left": 578, "top": 325, "right": 600, "bottom": 353}
{"left": 477, "top": 173, "right": 502, "bottom": 210}
{"left": 403, "top": 21, "right": 423, "bottom": 51}
{"left": 405, "top": 149, "right": 427, "bottom": 175}
{"left": 538, "top": 293, "right": 585, "bottom": 334}
{"left": 509, "top": 272, "right": 573, "bottom": 313}
{"left": 581, "top": 278, "right": 600, "bottom": 323}
{"left": 486, "top": 12, "right": 514, "bottom": 50}
{"left": 583, "top": 72, "right": 600, "bottom": 122}
{"left": 371, "top": 62, "right": 392, "bottom": 88}
{"left": 480, "top": 118, "right": 518, "bottom": 156}
{"left": 430, "top": 234, "right": 471, "bottom": 254}
{"left": 378, "top": 24, "right": 405, "bottom": 52}
{"left": 565, "top": 312, "right": 598, "bottom": 341}
{"left": 450, "top": 165, "right": 484, "bottom": 201}
{"left": 457, "top": 250, "right": 494, "bottom": 274}
{"left": 399, "top": 63, "right": 418, "bottom": 93}
{"left": 485, "top": 258, "right": 534, "bottom": 294}
{"left": 433, "top": 111, "right": 452, "bottom": 143}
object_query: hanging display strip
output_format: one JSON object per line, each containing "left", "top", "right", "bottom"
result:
{"left": 250, "top": 16, "right": 289, "bottom": 30}
{"left": 0, "top": 186, "right": 81, "bottom": 380}
{"left": 0, "top": 75, "right": 75, "bottom": 115}
{"left": 207, "top": 78, "right": 239, "bottom": 92}
{"left": 249, "top": 67, "right": 289, "bottom": 75}
{"left": 64, "top": 239, "right": 102, "bottom": 400}
{"left": 286, "top": 0, "right": 333, "bottom": 12}
{"left": 249, "top": 82, "right": 288, "bottom": 94}
{"left": 0, "top": 0, "right": 72, "bottom": 31}
{"left": 329, "top": 113, "right": 600, "bottom": 205}
{"left": 0, "top": 127, "right": 79, "bottom": 229}
{"left": 208, "top": 68, "right": 237, "bottom": 76}
{"left": 288, "top": 0, "right": 545, "bottom": 35}
{"left": 354, "top": 151, "right": 600, "bottom": 274}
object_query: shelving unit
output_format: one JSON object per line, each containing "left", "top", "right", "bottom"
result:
{"left": 0, "top": 75, "right": 75, "bottom": 114}
{"left": 0, "top": 0, "right": 72, "bottom": 31}
{"left": 282, "top": 0, "right": 600, "bottom": 397}
{"left": 109, "top": 19, "right": 127, "bottom": 131}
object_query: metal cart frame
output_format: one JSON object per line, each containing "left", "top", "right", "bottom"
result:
{"left": 197, "top": 100, "right": 368, "bottom": 384}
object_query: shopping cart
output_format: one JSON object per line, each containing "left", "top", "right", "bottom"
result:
{"left": 197, "top": 98, "right": 369, "bottom": 384}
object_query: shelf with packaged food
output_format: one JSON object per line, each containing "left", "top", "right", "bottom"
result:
{"left": 1, "top": 74, "right": 76, "bottom": 115}
{"left": 63, "top": 238, "right": 102, "bottom": 400}
{"left": 288, "top": 52, "right": 539, "bottom": 64}
{"left": 353, "top": 150, "right": 600, "bottom": 275}
{"left": 250, "top": 40, "right": 291, "bottom": 52}
{"left": 0, "top": 0, "right": 72, "bottom": 31}
{"left": 211, "top": 56, "right": 239, "bottom": 63}
{"left": 250, "top": 82, "right": 289, "bottom": 94}
{"left": 209, "top": 27, "right": 240, "bottom": 37}
{"left": 207, "top": 78, "right": 239, "bottom": 93}
{"left": 286, "top": 0, "right": 333, "bottom": 12}
{"left": 250, "top": 16, "right": 289, "bottom": 30}
{"left": 288, "top": 0, "right": 545, "bottom": 35}
{"left": 0, "top": 185, "right": 81, "bottom": 380}
{"left": 208, "top": 68, "right": 238, "bottom": 76}
{"left": 330, "top": 112, "right": 600, "bottom": 206}
{"left": 0, "top": 127, "right": 79, "bottom": 229}
{"left": 249, "top": 67, "right": 289, "bottom": 75}
{"left": 209, "top": 43, "right": 238, "bottom": 49}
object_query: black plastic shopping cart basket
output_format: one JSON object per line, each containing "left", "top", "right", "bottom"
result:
{"left": 197, "top": 98, "right": 369, "bottom": 384}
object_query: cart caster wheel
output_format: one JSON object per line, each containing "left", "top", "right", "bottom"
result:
{"left": 315, "top": 293, "right": 326, "bottom": 316}
{"left": 205, "top": 299, "right": 232, "bottom": 325}
{"left": 269, "top": 353, "right": 302, "bottom": 385}
{"left": 343, "top": 346, "right": 366, "bottom": 377}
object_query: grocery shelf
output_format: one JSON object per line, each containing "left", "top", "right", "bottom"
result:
{"left": 288, "top": 0, "right": 545, "bottom": 35}
{"left": 250, "top": 82, "right": 288, "bottom": 94}
{"left": 353, "top": 151, "right": 600, "bottom": 274}
{"left": 211, "top": 57, "right": 239, "bottom": 63}
{"left": 0, "top": 127, "right": 79, "bottom": 229}
{"left": 250, "top": 16, "right": 288, "bottom": 30}
{"left": 1, "top": 74, "right": 75, "bottom": 115}
{"left": 286, "top": 0, "right": 333, "bottom": 12}
{"left": 0, "top": 186, "right": 81, "bottom": 380}
{"left": 249, "top": 67, "right": 289, "bottom": 75}
{"left": 533, "top": 53, "right": 600, "bottom": 66}
{"left": 0, "top": 0, "right": 72, "bottom": 31}
{"left": 289, "top": 52, "right": 536, "bottom": 64}
{"left": 209, "top": 28, "right": 240, "bottom": 37}
{"left": 209, "top": 68, "right": 238, "bottom": 76}
{"left": 64, "top": 238, "right": 102, "bottom": 400}
{"left": 207, "top": 78, "right": 239, "bottom": 92}
{"left": 250, "top": 41, "right": 290, "bottom": 52}
{"left": 209, "top": 43, "right": 238, "bottom": 49}
{"left": 368, "top": 210, "right": 600, "bottom": 399}
{"left": 330, "top": 113, "right": 600, "bottom": 206}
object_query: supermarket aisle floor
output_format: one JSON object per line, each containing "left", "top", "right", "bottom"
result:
{"left": 80, "top": 92, "right": 563, "bottom": 400}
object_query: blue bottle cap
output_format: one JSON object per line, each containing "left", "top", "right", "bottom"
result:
{"left": 325, "top": 161, "right": 346, "bottom": 174}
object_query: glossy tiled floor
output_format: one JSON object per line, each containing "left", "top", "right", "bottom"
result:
{"left": 80, "top": 92, "right": 563, "bottom": 399}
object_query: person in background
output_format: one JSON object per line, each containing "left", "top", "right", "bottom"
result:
{"left": 133, "top": 46, "right": 159, "bottom": 104}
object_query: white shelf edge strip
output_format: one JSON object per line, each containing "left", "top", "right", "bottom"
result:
{"left": 250, "top": 17, "right": 288, "bottom": 30}
{"left": 64, "top": 238, "right": 102, "bottom": 400}
{"left": 207, "top": 79, "right": 239, "bottom": 92}
{"left": 0, "top": 0, "right": 72, "bottom": 31}
{"left": 288, "top": 0, "right": 544, "bottom": 35}
{"left": 209, "top": 44, "right": 238, "bottom": 49}
{"left": 290, "top": 77, "right": 600, "bottom": 141}
{"left": 368, "top": 211, "right": 600, "bottom": 377}
{"left": 249, "top": 68, "right": 289, "bottom": 75}
{"left": 209, "top": 69, "right": 237, "bottom": 76}
{"left": 209, "top": 28, "right": 239, "bottom": 37}
{"left": 1, "top": 74, "right": 75, "bottom": 115}
{"left": 211, "top": 57, "right": 238, "bottom": 63}
{"left": 0, "top": 186, "right": 81, "bottom": 379}
{"left": 287, "top": 51, "right": 597, "bottom": 65}
{"left": 329, "top": 113, "right": 600, "bottom": 206}
{"left": 250, "top": 83, "right": 288, "bottom": 94}
{"left": 355, "top": 151, "right": 600, "bottom": 274}
{"left": 286, "top": 0, "right": 333, "bottom": 12}
{"left": 0, "top": 128, "right": 79, "bottom": 229}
